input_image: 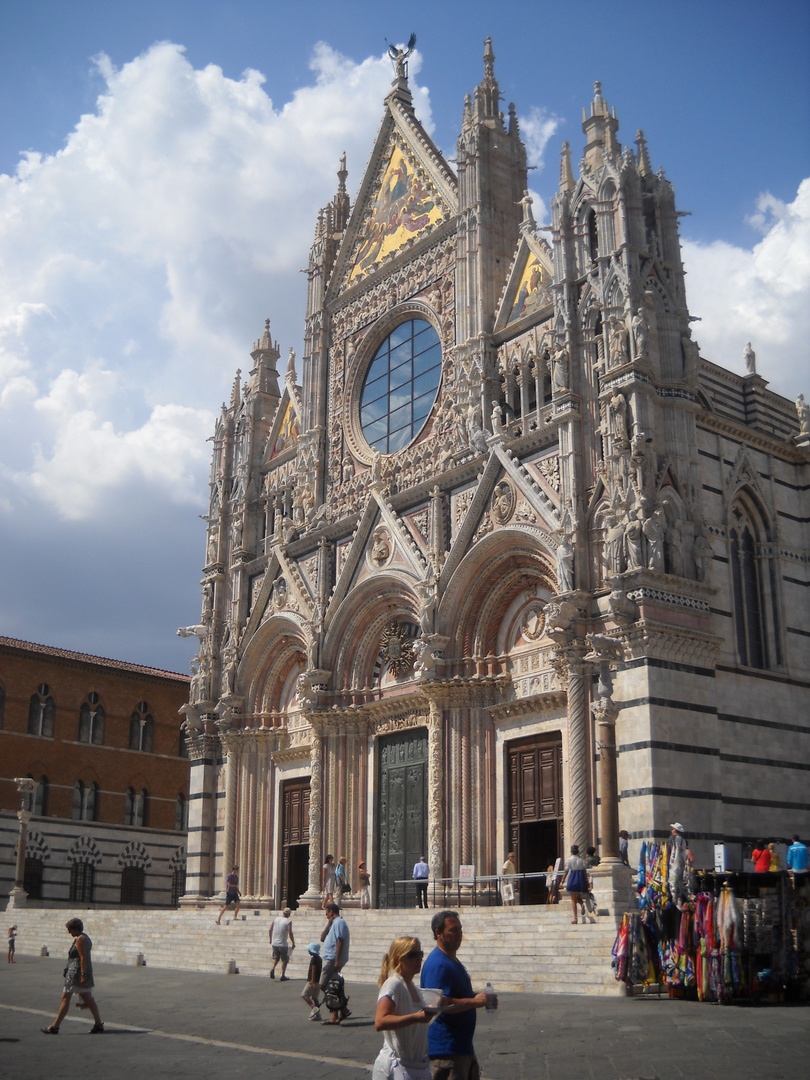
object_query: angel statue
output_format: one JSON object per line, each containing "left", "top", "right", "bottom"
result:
{"left": 387, "top": 33, "right": 417, "bottom": 80}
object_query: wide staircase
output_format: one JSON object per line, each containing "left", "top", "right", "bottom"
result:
{"left": 7, "top": 902, "right": 626, "bottom": 996}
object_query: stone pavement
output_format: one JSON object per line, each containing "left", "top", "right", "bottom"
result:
{"left": 1, "top": 954, "right": 808, "bottom": 1080}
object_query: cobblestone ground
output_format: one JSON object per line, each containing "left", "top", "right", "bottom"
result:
{"left": 2, "top": 955, "right": 808, "bottom": 1079}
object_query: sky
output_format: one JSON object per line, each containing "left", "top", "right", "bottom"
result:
{"left": 0, "top": 0, "right": 808, "bottom": 674}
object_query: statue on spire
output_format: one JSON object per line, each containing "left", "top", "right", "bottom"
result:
{"left": 387, "top": 33, "right": 416, "bottom": 82}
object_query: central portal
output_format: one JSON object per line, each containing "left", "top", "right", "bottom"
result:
{"left": 376, "top": 727, "right": 428, "bottom": 908}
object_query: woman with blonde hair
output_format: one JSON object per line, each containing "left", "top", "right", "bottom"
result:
{"left": 372, "top": 936, "right": 438, "bottom": 1080}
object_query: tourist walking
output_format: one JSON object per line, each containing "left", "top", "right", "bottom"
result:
{"left": 413, "top": 855, "right": 429, "bottom": 909}
{"left": 320, "top": 901, "right": 351, "bottom": 1025}
{"left": 372, "top": 936, "right": 437, "bottom": 1080}
{"left": 421, "top": 910, "right": 495, "bottom": 1080}
{"left": 618, "top": 830, "right": 630, "bottom": 866}
{"left": 358, "top": 861, "right": 372, "bottom": 909}
{"left": 8, "top": 924, "right": 17, "bottom": 963}
{"left": 787, "top": 834, "right": 809, "bottom": 873}
{"left": 301, "top": 942, "right": 323, "bottom": 1021}
{"left": 501, "top": 853, "right": 516, "bottom": 906}
{"left": 41, "top": 918, "right": 104, "bottom": 1034}
{"left": 269, "top": 907, "right": 295, "bottom": 980}
{"left": 751, "top": 840, "right": 771, "bottom": 872}
{"left": 215, "top": 865, "right": 241, "bottom": 924}
{"left": 322, "top": 854, "right": 336, "bottom": 909}
{"left": 563, "top": 845, "right": 588, "bottom": 924}
{"left": 335, "top": 856, "right": 349, "bottom": 898}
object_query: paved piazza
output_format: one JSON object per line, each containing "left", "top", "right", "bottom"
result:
{"left": 1, "top": 955, "right": 808, "bottom": 1079}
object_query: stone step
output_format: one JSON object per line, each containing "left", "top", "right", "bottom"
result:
{"left": 8, "top": 905, "right": 626, "bottom": 995}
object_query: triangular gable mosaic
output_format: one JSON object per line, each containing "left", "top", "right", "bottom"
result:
{"left": 494, "top": 233, "right": 554, "bottom": 337}
{"left": 347, "top": 138, "right": 448, "bottom": 284}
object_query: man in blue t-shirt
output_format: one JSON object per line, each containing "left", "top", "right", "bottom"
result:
{"left": 420, "top": 910, "right": 496, "bottom": 1080}
{"left": 787, "top": 835, "right": 809, "bottom": 873}
{"left": 319, "top": 902, "right": 351, "bottom": 1024}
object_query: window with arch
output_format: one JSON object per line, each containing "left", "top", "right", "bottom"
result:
{"left": 24, "top": 856, "right": 44, "bottom": 900}
{"left": 120, "top": 865, "right": 145, "bottom": 906}
{"left": 72, "top": 780, "right": 98, "bottom": 822}
{"left": 124, "top": 786, "right": 136, "bottom": 825}
{"left": 174, "top": 793, "right": 188, "bottom": 831}
{"left": 0, "top": 683, "right": 5, "bottom": 728}
{"left": 32, "top": 775, "right": 49, "bottom": 816}
{"left": 78, "top": 693, "right": 105, "bottom": 745}
{"left": 124, "top": 786, "right": 147, "bottom": 826}
{"left": 129, "top": 701, "right": 154, "bottom": 752}
{"left": 28, "top": 684, "right": 55, "bottom": 737}
{"left": 179, "top": 728, "right": 189, "bottom": 758}
{"left": 70, "top": 861, "right": 94, "bottom": 904}
{"left": 586, "top": 206, "right": 599, "bottom": 262}
{"left": 359, "top": 318, "right": 442, "bottom": 454}
{"left": 729, "top": 496, "right": 779, "bottom": 669}
{"left": 171, "top": 862, "right": 186, "bottom": 907}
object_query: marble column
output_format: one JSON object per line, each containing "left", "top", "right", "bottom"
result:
{"left": 427, "top": 699, "right": 444, "bottom": 881}
{"left": 566, "top": 660, "right": 591, "bottom": 851}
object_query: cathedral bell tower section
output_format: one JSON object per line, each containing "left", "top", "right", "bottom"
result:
{"left": 456, "top": 38, "right": 528, "bottom": 345}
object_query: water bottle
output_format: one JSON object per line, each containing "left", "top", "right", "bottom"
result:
{"left": 485, "top": 981, "right": 495, "bottom": 1012}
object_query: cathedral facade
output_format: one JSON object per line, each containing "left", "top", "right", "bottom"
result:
{"left": 181, "top": 42, "right": 810, "bottom": 908}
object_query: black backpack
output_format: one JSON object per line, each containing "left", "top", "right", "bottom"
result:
{"left": 323, "top": 974, "right": 349, "bottom": 1012}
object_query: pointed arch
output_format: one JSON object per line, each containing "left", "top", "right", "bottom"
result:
{"left": 728, "top": 488, "right": 779, "bottom": 670}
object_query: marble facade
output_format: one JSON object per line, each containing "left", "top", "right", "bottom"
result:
{"left": 180, "top": 42, "right": 809, "bottom": 907}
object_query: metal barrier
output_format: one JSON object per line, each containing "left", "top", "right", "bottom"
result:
{"left": 386, "top": 871, "right": 562, "bottom": 908}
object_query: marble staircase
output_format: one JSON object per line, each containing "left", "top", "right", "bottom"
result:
{"left": 7, "top": 901, "right": 627, "bottom": 996}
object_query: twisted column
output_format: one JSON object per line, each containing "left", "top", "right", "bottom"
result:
{"left": 566, "top": 660, "right": 591, "bottom": 851}
{"left": 427, "top": 699, "right": 444, "bottom": 880}
{"left": 307, "top": 733, "right": 324, "bottom": 895}
{"left": 221, "top": 740, "right": 238, "bottom": 892}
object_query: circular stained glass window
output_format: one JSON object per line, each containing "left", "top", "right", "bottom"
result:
{"left": 359, "top": 318, "right": 442, "bottom": 454}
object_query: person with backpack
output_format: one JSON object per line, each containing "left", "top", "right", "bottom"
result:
{"left": 319, "top": 902, "right": 351, "bottom": 1025}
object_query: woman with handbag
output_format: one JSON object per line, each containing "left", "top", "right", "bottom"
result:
{"left": 41, "top": 918, "right": 104, "bottom": 1034}
{"left": 372, "top": 936, "right": 439, "bottom": 1080}
{"left": 563, "top": 845, "right": 589, "bottom": 924}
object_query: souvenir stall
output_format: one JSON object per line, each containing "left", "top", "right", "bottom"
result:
{"left": 611, "top": 839, "right": 809, "bottom": 1002}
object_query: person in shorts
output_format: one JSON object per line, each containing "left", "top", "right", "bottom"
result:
{"left": 269, "top": 907, "right": 295, "bottom": 980}
{"left": 216, "top": 865, "right": 241, "bottom": 924}
{"left": 301, "top": 941, "right": 323, "bottom": 1021}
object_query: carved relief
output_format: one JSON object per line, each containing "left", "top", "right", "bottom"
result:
{"left": 491, "top": 480, "right": 515, "bottom": 525}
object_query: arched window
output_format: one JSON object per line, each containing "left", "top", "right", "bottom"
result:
{"left": 124, "top": 786, "right": 136, "bottom": 826}
{"left": 28, "top": 684, "right": 55, "bottom": 737}
{"left": 120, "top": 865, "right": 145, "bottom": 906}
{"left": 179, "top": 728, "right": 189, "bottom": 758}
{"left": 72, "top": 780, "right": 98, "bottom": 822}
{"left": 72, "top": 781, "right": 85, "bottom": 821}
{"left": 171, "top": 862, "right": 186, "bottom": 907}
{"left": 0, "top": 684, "right": 5, "bottom": 728}
{"left": 78, "top": 694, "right": 105, "bottom": 745}
{"left": 70, "top": 862, "right": 94, "bottom": 904}
{"left": 129, "top": 702, "right": 154, "bottom": 752}
{"left": 32, "top": 775, "right": 48, "bottom": 816}
{"left": 586, "top": 207, "right": 599, "bottom": 261}
{"left": 133, "top": 789, "right": 148, "bottom": 828}
{"left": 24, "top": 856, "right": 44, "bottom": 900}
{"left": 174, "top": 794, "right": 188, "bottom": 832}
{"left": 729, "top": 496, "right": 778, "bottom": 669}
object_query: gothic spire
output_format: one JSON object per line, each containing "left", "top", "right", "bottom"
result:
{"left": 559, "top": 141, "right": 574, "bottom": 192}
{"left": 635, "top": 130, "right": 652, "bottom": 178}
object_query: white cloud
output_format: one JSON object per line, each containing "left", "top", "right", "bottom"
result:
{"left": 0, "top": 40, "right": 416, "bottom": 525}
{"left": 682, "top": 178, "right": 810, "bottom": 400}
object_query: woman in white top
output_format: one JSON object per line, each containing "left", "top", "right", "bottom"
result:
{"left": 372, "top": 936, "right": 438, "bottom": 1080}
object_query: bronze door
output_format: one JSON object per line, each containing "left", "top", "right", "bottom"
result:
{"left": 280, "top": 779, "right": 310, "bottom": 909}
{"left": 376, "top": 728, "right": 428, "bottom": 908}
{"left": 507, "top": 734, "right": 563, "bottom": 904}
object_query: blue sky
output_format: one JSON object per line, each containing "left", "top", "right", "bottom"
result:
{"left": 0, "top": 0, "right": 808, "bottom": 672}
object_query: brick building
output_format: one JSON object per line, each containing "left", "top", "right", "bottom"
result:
{"left": 1, "top": 636, "right": 190, "bottom": 907}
